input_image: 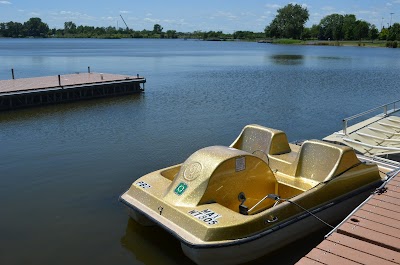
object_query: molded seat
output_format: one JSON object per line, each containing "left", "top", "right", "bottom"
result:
{"left": 230, "top": 124, "right": 291, "bottom": 160}
{"left": 294, "top": 140, "right": 361, "bottom": 183}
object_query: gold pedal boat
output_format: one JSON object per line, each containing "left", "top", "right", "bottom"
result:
{"left": 120, "top": 124, "right": 383, "bottom": 265}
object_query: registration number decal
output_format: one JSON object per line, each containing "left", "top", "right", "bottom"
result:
{"left": 136, "top": 181, "right": 151, "bottom": 189}
{"left": 188, "top": 209, "right": 222, "bottom": 225}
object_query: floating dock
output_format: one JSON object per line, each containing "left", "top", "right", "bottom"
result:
{"left": 297, "top": 169, "right": 400, "bottom": 264}
{"left": 297, "top": 101, "right": 400, "bottom": 264}
{"left": 0, "top": 72, "right": 145, "bottom": 110}
{"left": 323, "top": 100, "right": 400, "bottom": 160}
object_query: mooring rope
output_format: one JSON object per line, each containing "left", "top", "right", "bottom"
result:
{"left": 280, "top": 198, "right": 335, "bottom": 229}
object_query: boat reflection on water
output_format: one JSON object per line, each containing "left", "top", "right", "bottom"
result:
{"left": 120, "top": 218, "right": 194, "bottom": 265}
{"left": 269, "top": 54, "right": 305, "bottom": 65}
{"left": 121, "top": 217, "right": 331, "bottom": 265}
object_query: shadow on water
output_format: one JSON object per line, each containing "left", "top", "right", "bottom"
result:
{"left": 121, "top": 218, "right": 195, "bottom": 265}
{"left": 0, "top": 93, "right": 145, "bottom": 122}
{"left": 244, "top": 227, "right": 331, "bottom": 264}
{"left": 121, "top": 217, "right": 331, "bottom": 265}
{"left": 269, "top": 54, "right": 304, "bottom": 65}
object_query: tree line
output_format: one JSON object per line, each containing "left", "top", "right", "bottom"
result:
{"left": 0, "top": 17, "right": 264, "bottom": 40}
{"left": 265, "top": 3, "right": 400, "bottom": 42}
{"left": 1, "top": 6, "right": 400, "bottom": 42}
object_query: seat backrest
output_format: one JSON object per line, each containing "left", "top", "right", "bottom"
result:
{"left": 230, "top": 124, "right": 291, "bottom": 160}
{"left": 295, "top": 140, "right": 343, "bottom": 182}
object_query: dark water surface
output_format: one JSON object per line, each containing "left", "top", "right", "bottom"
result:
{"left": 1, "top": 39, "right": 400, "bottom": 265}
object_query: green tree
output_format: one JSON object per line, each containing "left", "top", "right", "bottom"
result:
{"left": 379, "top": 27, "right": 389, "bottom": 40}
{"left": 233, "top": 31, "right": 258, "bottom": 40}
{"left": 353, "top": 20, "right": 370, "bottom": 40}
{"left": 64, "top": 21, "right": 77, "bottom": 34}
{"left": 318, "top": 14, "right": 344, "bottom": 40}
{"left": 166, "top": 30, "right": 177, "bottom": 38}
{"left": 388, "top": 23, "right": 400, "bottom": 41}
{"left": 0, "top": 21, "right": 24, "bottom": 37}
{"left": 24, "top": 17, "right": 49, "bottom": 37}
{"left": 153, "top": 24, "right": 163, "bottom": 34}
{"left": 343, "top": 14, "right": 356, "bottom": 40}
{"left": 265, "top": 3, "right": 309, "bottom": 39}
{"left": 308, "top": 24, "right": 320, "bottom": 39}
{"left": 369, "top": 25, "right": 379, "bottom": 40}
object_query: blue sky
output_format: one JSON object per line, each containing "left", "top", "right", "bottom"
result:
{"left": 1, "top": 0, "right": 399, "bottom": 32}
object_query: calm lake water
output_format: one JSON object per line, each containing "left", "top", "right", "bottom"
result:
{"left": 1, "top": 39, "right": 400, "bottom": 265}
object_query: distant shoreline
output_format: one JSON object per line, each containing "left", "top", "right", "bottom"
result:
{"left": 0, "top": 37, "right": 397, "bottom": 48}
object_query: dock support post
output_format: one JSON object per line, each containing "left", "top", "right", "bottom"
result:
{"left": 58, "top": 75, "right": 61, "bottom": 86}
{"left": 11, "top": 68, "right": 15, "bottom": 79}
{"left": 88, "top": 66, "right": 90, "bottom": 73}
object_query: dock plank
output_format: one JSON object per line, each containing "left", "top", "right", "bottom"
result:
{"left": 384, "top": 189, "right": 400, "bottom": 198}
{"left": 357, "top": 204, "right": 400, "bottom": 221}
{"left": 361, "top": 203, "right": 400, "bottom": 220}
{"left": 296, "top": 257, "right": 325, "bottom": 264}
{"left": 373, "top": 194, "right": 400, "bottom": 206}
{"left": 338, "top": 222, "right": 400, "bottom": 252}
{"left": 304, "top": 247, "right": 360, "bottom": 265}
{"left": 317, "top": 237, "right": 397, "bottom": 264}
{"left": 366, "top": 198, "right": 400, "bottom": 213}
{"left": 387, "top": 183, "right": 400, "bottom": 192}
{"left": 326, "top": 233, "right": 400, "bottom": 264}
{"left": 352, "top": 211, "right": 400, "bottom": 230}
{"left": 390, "top": 178, "right": 400, "bottom": 184}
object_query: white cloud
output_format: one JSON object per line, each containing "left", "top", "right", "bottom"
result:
{"left": 162, "top": 19, "right": 188, "bottom": 27}
{"left": 30, "top": 12, "right": 40, "bottom": 16}
{"left": 214, "top": 11, "right": 238, "bottom": 20}
{"left": 321, "top": 6, "right": 335, "bottom": 11}
{"left": 144, "top": 17, "right": 160, "bottom": 23}
{"left": 120, "top": 11, "right": 130, "bottom": 14}
{"left": 0, "top": 1, "right": 11, "bottom": 4}
{"left": 240, "top": 11, "right": 256, "bottom": 17}
{"left": 356, "top": 10, "right": 378, "bottom": 15}
{"left": 265, "top": 4, "right": 280, "bottom": 9}
{"left": 289, "top": 2, "right": 308, "bottom": 9}
{"left": 57, "top": 10, "right": 95, "bottom": 21}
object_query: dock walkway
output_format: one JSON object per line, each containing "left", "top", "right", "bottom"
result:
{"left": 296, "top": 171, "right": 400, "bottom": 264}
{"left": 0, "top": 72, "right": 145, "bottom": 110}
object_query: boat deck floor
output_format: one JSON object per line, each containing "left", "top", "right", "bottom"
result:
{"left": 296, "top": 172, "right": 400, "bottom": 264}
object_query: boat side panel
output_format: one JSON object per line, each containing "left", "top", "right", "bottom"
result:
{"left": 180, "top": 188, "right": 377, "bottom": 265}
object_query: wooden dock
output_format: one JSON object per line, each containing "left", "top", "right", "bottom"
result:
{"left": 296, "top": 170, "right": 400, "bottom": 264}
{"left": 0, "top": 72, "right": 145, "bottom": 110}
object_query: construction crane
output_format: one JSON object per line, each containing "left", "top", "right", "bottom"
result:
{"left": 120, "top": 14, "right": 134, "bottom": 38}
{"left": 120, "top": 14, "right": 130, "bottom": 31}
